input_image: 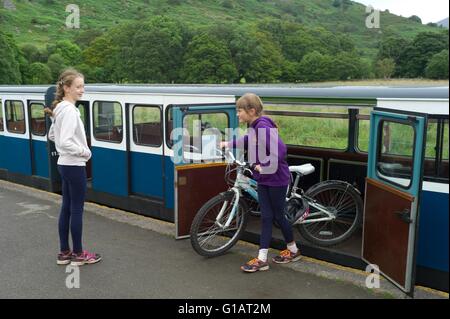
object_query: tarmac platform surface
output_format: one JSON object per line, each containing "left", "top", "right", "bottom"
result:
{"left": 0, "top": 180, "right": 447, "bottom": 299}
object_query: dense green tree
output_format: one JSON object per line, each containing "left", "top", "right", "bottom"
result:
{"left": 74, "top": 29, "right": 104, "bottom": 49}
{"left": 129, "top": 16, "right": 185, "bottom": 83}
{"left": 26, "top": 62, "right": 52, "bottom": 84}
{"left": 83, "top": 17, "right": 186, "bottom": 83}
{"left": 243, "top": 31, "right": 284, "bottom": 83}
{"left": 376, "top": 35, "right": 409, "bottom": 76}
{"left": 47, "top": 53, "right": 67, "bottom": 81}
{"left": 425, "top": 50, "right": 449, "bottom": 79}
{"left": 180, "top": 33, "right": 237, "bottom": 83}
{"left": 282, "top": 27, "right": 321, "bottom": 62}
{"left": 20, "top": 44, "right": 44, "bottom": 64}
{"left": 397, "top": 31, "right": 449, "bottom": 77}
{"left": 83, "top": 23, "right": 140, "bottom": 82}
{"left": 331, "top": 52, "right": 366, "bottom": 81}
{"left": 408, "top": 15, "right": 422, "bottom": 24}
{"left": 0, "top": 31, "right": 22, "bottom": 84}
{"left": 205, "top": 23, "right": 251, "bottom": 82}
{"left": 375, "top": 58, "right": 396, "bottom": 79}
{"left": 47, "top": 40, "right": 82, "bottom": 66}
{"left": 207, "top": 23, "right": 284, "bottom": 83}
{"left": 297, "top": 51, "right": 333, "bottom": 82}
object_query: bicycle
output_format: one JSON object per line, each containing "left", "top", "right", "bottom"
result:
{"left": 190, "top": 149, "right": 363, "bottom": 257}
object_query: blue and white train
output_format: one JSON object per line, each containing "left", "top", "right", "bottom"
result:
{"left": 0, "top": 85, "right": 448, "bottom": 295}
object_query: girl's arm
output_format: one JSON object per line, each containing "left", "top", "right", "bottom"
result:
{"left": 58, "top": 109, "right": 88, "bottom": 157}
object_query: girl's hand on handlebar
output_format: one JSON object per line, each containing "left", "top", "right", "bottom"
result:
{"left": 219, "top": 141, "right": 230, "bottom": 149}
{"left": 254, "top": 165, "right": 262, "bottom": 172}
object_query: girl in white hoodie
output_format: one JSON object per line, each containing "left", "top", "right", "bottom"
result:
{"left": 47, "top": 69, "right": 101, "bottom": 266}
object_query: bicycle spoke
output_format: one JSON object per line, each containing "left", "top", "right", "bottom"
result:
{"left": 335, "top": 195, "right": 355, "bottom": 213}
{"left": 193, "top": 194, "right": 246, "bottom": 254}
{"left": 299, "top": 182, "right": 362, "bottom": 246}
{"left": 336, "top": 199, "right": 355, "bottom": 213}
{"left": 334, "top": 188, "right": 349, "bottom": 212}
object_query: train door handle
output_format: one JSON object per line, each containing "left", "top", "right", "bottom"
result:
{"left": 394, "top": 209, "right": 412, "bottom": 224}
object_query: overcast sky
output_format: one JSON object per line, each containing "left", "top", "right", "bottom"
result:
{"left": 354, "top": 0, "right": 449, "bottom": 24}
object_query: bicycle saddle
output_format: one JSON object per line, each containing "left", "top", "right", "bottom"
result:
{"left": 289, "top": 163, "right": 315, "bottom": 176}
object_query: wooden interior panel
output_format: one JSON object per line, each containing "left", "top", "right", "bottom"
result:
{"left": 363, "top": 177, "right": 414, "bottom": 287}
{"left": 176, "top": 163, "right": 229, "bottom": 237}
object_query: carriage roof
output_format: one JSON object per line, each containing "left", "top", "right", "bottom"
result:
{"left": 0, "top": 84, "right": 448, "bottom": 100}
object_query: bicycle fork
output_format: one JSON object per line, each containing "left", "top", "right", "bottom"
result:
{"left": 215, "top": 188, "right": 240, "bottom": 228}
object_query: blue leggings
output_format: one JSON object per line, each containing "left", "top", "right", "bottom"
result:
{"left": 58, "top": 165, "right": 86, "bottom": 254}
{"left": 258, "top": 184, "right": 294, "bottom": 249}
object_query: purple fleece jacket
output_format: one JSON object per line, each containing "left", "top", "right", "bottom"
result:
{"left": 231, "top": 116, "right": 290, "bottom": 187}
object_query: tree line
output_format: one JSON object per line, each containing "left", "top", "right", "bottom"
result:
{"left": 1, "top": 16, "right": 448, "bottom": 85}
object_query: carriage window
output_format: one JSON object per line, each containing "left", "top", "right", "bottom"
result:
{"left": 182, "top": 112, "right": 228, "bottom": 156}
{"left": 426, "top": 119, "right": 449, "bottom": 160}
{"left": 5, "top": 100, "right": 25, "bottom": 134}
{"left": 30, "top": 103, "right": 46, "bottom": 136}
{"left": 423, "top": 119, "right": 449, "bottom": 181}
{"left": 376, "top": 121, "right": 414, "bottom": 188}
{"left": 357, "top": 108, "right": 371, "bottom": 152}
{"left": 133, "top": 105, "right": 162, "bottom": 147}
{"left": 0, "top": 100, "right": 3, "bottom": 131}
{"left": 93, "top": 101, "right": 123, "bottom": 143}
{"left": 264, "top": 104, "right": 349, "bottom": 150}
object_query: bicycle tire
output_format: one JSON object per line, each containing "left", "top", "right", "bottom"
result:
{"left": 297, "top": 180, "right": 363, "bottom": 247}
{"left": 190, "top": 191, "right": 249, "bottom": 257}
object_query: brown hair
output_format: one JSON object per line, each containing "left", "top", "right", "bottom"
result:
{"left": 50, "top": 68, "right": 84, "bottom": 109}
{"left": 236, "top": 93, "right": 264, "bottom": 116}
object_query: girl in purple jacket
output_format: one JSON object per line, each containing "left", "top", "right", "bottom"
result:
{"left": 221, "top": 93, "right": 301, "bottom": 272}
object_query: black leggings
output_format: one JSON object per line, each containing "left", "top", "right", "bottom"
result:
{"left": 258, "top": 184, "right": 294, "bottom": 249}
{"left": 58, "top": 165, "right": 86, "bottom": 254}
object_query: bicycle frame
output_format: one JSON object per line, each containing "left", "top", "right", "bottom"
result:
{"left": 215, "top": 166, "right": 253, "bottom": 228}
{"left": 217, "top": 159, "right": 337, "bottom": 228}
{"left": 289, "top": 173, "right": 337, "bottom": 225}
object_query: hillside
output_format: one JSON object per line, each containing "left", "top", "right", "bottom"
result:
{"left": 0, "top": 0, "right": 443, "bottom": 59}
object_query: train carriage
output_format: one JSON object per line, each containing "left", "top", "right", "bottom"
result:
{"left": 0, "top": 84, "right": 448, "bottom": 294}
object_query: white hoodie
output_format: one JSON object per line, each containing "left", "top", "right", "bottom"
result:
{"left": 48, "top": 100, "right": 91, "bottom": 166}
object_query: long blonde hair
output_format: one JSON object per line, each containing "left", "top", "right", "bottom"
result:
{"left": 50, "top": 68, "right": 84, "bottom": 109}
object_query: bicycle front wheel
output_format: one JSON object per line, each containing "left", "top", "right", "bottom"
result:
{"left": 190, "top": 191, "right": 248, "bottom": 257}
{"left": 297, "top": 181, "right": 363, "bottom": 247}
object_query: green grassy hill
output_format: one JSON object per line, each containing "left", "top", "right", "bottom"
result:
{"left": 0, "top": 0, "right": 442, "bottom": 59}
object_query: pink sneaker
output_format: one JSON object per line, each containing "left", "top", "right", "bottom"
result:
{"left": 71, "top": 251, "right": 102, "bottom": 266}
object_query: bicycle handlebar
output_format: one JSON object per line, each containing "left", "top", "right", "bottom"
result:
{"left": 217, "top": 147, "right": 255, "bottom": 175}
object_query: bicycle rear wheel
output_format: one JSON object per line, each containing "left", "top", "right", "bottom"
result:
{"left": 297, "top": 181, "right": 363, "bottom": 247}
{"left": 190, "top": 191, "right": 248, "bottom": 257}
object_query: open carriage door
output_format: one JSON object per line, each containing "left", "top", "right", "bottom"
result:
{"left": 363, "top": 109, "right": 427, "bottom": 296}
{"left": 172, "top": 103, "right": 237, "bottom": 238}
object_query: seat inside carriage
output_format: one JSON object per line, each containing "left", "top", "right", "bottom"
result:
{"left": 133, "top": 122, "right": 162, "bottom": 146}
